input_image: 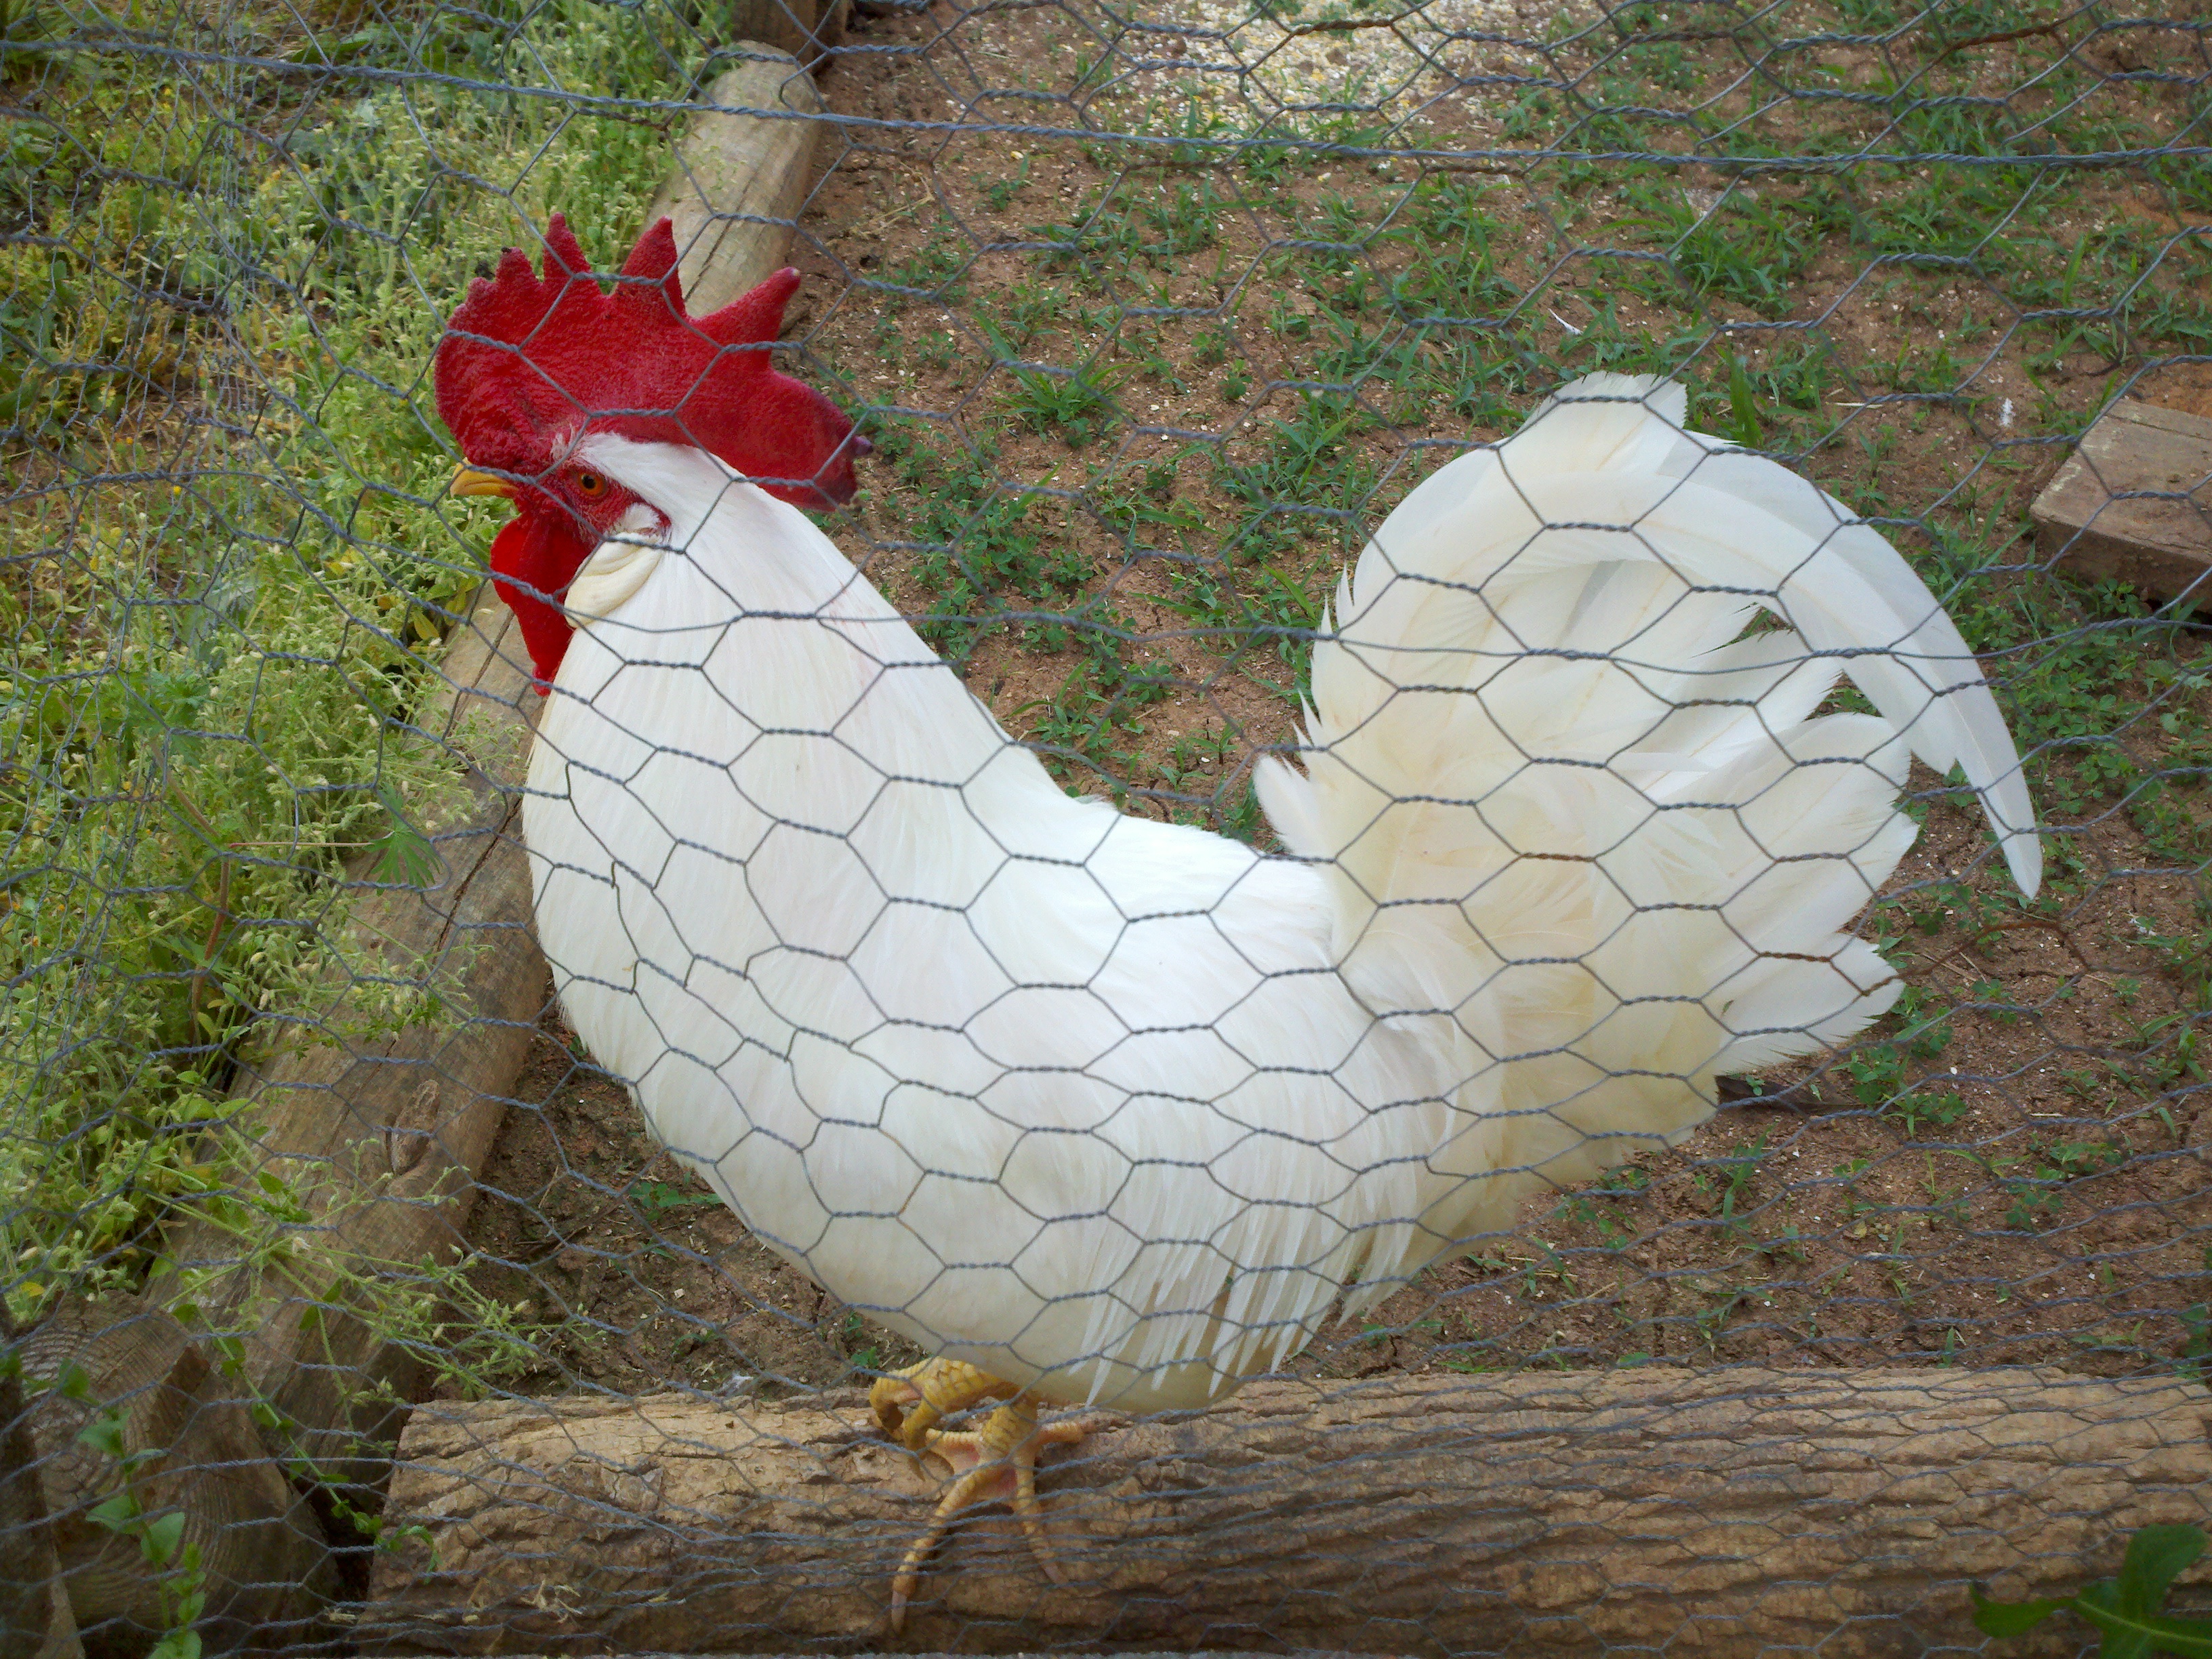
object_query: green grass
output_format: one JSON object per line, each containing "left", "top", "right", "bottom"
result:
{"left": 861, "top": 86, "right": 2212, "bottom": 851}
{"left": 1004, "top": 362, "right": 1123, "bottom": 445}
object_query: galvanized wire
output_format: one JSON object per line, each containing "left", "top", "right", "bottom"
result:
{"left": 4, "top": 0, "right": 2212, "bottom": 1650}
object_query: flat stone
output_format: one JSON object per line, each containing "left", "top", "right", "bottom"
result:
{"left": 2031, "top": 396, "right": 2212, "bottom": 603}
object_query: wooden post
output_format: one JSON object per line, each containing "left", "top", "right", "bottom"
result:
{"left": 359, "top": 1368, "right": 2212, "bottom": 1656}
{"left": 703, "top": 0, "right": 844, "bottom": 70}
{"left": 0, "top": 37, "right": 844, "bottom": 1647}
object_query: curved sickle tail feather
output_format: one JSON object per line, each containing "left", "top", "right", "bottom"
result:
{"left": 1256, "top": 372, "right": 2041, "bottom": 1251}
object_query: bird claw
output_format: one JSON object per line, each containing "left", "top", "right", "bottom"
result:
{"left": 870, "top": 1355, "right": 1015, "bottom": 1451}
{"left": 871, "top": 1358, "right": 1087, "bottom": 1632}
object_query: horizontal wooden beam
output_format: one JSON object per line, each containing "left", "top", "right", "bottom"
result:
{"left": 363, "top": 1367, "right": 2212, "bottom": 1655}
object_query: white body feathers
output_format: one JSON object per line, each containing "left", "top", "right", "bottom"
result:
{"left": 523, "top": 375, "right": 2037, "bottom": 1412}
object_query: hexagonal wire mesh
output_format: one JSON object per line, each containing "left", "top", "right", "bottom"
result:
{"left": 4, "top": 0, "right": 2211, "bottom": 1650}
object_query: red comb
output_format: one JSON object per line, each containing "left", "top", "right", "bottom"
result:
{"left": 435, "top": 214, "right": 861, "bottom": 508}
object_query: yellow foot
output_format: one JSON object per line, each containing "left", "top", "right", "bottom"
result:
{"left": 870, "top": 1357, "right": 1087, "bottom": 1632}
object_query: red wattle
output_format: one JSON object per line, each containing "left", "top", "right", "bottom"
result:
{"left": 487, "top": 511, "right": 594, "bottom": 690}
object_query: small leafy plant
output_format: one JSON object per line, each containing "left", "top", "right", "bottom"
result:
{"left": 1974, "top": 1524, "right": 2212, "bottom": 1656}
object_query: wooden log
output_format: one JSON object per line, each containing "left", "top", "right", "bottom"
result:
{"left": 13, "top": 1300, "right": 334, "bottom": 1658}
{"left": 0, "top": 1303, "right": 82, "bottom": 1659}
{"left": 2031, "top": 396, "right": 2212, "bottom": 603}
{"left": 360, "top": 1368, "right": 2212, "bottom": 1657}
{"left": 644, "top": 49, "right": 824, "bottom": 319}
{"left": 144, "top": 587, "right": 547, "bottom": 1492}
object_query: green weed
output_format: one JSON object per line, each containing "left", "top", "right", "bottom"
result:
{"left": 1975, "top": 1523, "right": 2212, "bottom": 1654}
{"left": 3, "top": 0, "right": 677, "bottom": 1313}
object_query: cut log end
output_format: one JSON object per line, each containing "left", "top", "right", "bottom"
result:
{"left": 1, "top": 1300, "right": 81, "bottom": 1659}
{"left": 14, "top": 1302, "right": 335, "bottom": 1658}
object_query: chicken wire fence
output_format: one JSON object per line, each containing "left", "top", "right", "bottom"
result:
{"left": 5, "top": 0, "right": 2212, "bottom": 1651}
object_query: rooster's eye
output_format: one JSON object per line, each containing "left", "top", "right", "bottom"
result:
{"left": 574, "top": 471, "right": 608, "bottom": 500}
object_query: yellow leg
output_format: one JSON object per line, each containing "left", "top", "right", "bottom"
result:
{"left": 869, "top": 1357, "right": 1087, "bottom": 1631}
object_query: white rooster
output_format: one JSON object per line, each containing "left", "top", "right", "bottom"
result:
{"left": 436, "top": 217, "right": 2040, "bottom": 1623}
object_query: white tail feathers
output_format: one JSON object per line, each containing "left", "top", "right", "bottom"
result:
{"left": 1256, "top": 373, "right": 2040, "bottom": 1222}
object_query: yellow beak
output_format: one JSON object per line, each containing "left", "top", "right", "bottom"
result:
{"left": 451, "top": 467, "right": 516, "bottom": 499}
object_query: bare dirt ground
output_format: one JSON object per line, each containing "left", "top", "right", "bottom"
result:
{"left": 453, "top": 0, "right": 2212, "bottom": 1409}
